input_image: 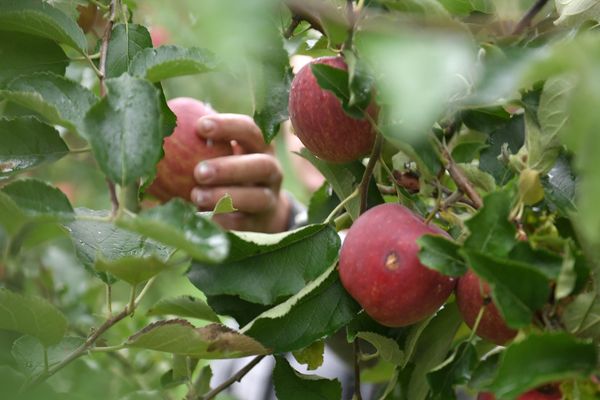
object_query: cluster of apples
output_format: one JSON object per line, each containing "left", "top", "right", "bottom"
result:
{"left": 289, "top": 56, "right": 516, "bottom": 342}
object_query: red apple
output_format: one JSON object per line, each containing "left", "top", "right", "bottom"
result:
{"left": 478, "top": 384, "right": 562, "bottom": 400}
{"left": 339, "top": 203, "right": 456, "bottom": 327}
{"left": 456, "top": 270, "right": 517, "bottom": 345}
{"left": 147, "top": 97, "right": 233, "bottom": 203}
{"left": 288, "top": 56, "right": 378, "bottom": 163}
{"left": 150, "top": 25, "right": 171, "bottom": 47}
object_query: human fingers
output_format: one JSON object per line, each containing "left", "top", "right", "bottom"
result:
{"left": 190, "top": 186, "right": 277, "bottom": 214}
{"left": 193, "top": 153, "right": 282, "bottom": 188}
{"left": 196, "top": 114, "right": 268, "bottom": 154}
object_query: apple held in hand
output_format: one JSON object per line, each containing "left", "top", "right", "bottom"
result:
{"left": 339, "top": 203, "right": 456, "bottom": 327}
{"left": 148, "top": 97, "right": 233, "bottom": 203}
{"left": 288, "top": 56, "right": 378, "bottom": 163}
{"left": 456, "top": 270, "right": 517, "bottom": 345}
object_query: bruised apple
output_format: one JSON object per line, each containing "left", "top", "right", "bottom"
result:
{"left": 288, "top": 56, "right": 377, "bottom": 163}
{"left": 456, "top": 270, "right": 517, "bottom": 345}
{"left": 148, "top": 98, "right": 233, "bottom": 202}
{"left": 339, "top": 203, "right": 456, "bottom": 327}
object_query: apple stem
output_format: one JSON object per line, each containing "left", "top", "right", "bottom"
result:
{"left": 442, "top": 147, "right": 483, "bottom": 209}
{"left": 325, "top": 188, "right": 359, "bottom": 224}
{"left": 359, "top": 134, "right": 384, "bottom": 215}
{"left": 468, "top": 306, "right": 486, "bottom": 342}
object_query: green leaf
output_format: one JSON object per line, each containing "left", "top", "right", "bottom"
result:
{"left": 418, "top": 234, "right": 467, "bottom": 277}
{"left": 117, "top": 199, "right": 228, "bottom": 263}
{"left": 299, "top": 149, "right": 384, "bottom": 221}
{"left": 212, "top": 194, "right": 237, "bottom": 215}
{"left": 66, "top": 208, "right": 174, "bottom": 283}
{"left": 95, "top": 255, "right": 170, "bottom": 286}
{"left": 507, "top": 242, "right": 563, "bottom": 280}
{"left": 356, "top": 332, "right": 405, "bottom": 366}
{"left": 206, "top": 295, "right": 270, "bottom": 327}
{"left": 531, "top": 76, "right": 576, "bottom": 173}
{"left": 126, "top": 320, "right": 268, "bottom": 359}
{"left": 253, "top": 43, "right": 292, "bottom": 143}
{"left": 0, "top": 191, "right": 27, "bottom": 235}
{"left": 456, "top": 163, "right": 496, "bottom": 194}
{"left": 130, "top": 45, "right": 218, "bottom": 83}
{"left": 478, "top": 115, "right": 525, "bottom": 184}
{"left": 345, "top": 50, "right": 376, "bottom": 111}
{"left": 310, "top": 63, "right": 366, "bottom": 119}
{"left": 1, "top": 179, "right": 73, "bottom": 218}
{"left": 189, "top": 224, "right": 339, "bottom": 305}
{"left": 0, "top": 288, "right": 67, "bottom": 346}
{"left": 12, "top": 335, "right": 84, "bottom": 376}
{"left": 0, "top": 31, "right": 68, "bottom": 87}
{"left": 307, "top": 183, "right": 339, "bottom": 225}
{"left": 105, "top": 23, "right": 153, "bottom": 79}
{"left": 1, "top": 72, "right": 96, "bottom": 134}
{"left": 426, "top": 342, "right": 478, "bottom": 400}
{"left": 464, "top": 190, "right": 517, "bottom": 257}
{"left": 563, "top": 292, "right": 600, "bottom": 339}
{"left": 273, "top": 356, "right": 342, "bottom": 400}
{"left": 0, "top": 117, "right": 69, "bottom": 179}
{"left": 0, "top": 0, "right": 87, "bottom": 53}
{"left": 486, "top": 333, "right": 597, "bottom": 398}
{"left": 83, "top": 74, "right": 163, "bottom": 186}
{"left": 242, "top": 266, "right": 360, "bottom": 353}
{"left": 462, "top": 250, "right": 550, "bottom": 328}
{"left": 403, "top": 303, "right": 463, "bottom": 400}
{"left": 292, "top": 340, "right": 325, "bottom": 371}
{"left": 542, "top": 154, "right": 577, "bottom": 215}
{"left": 146, "top": 295, "right": 219, "bottom": 323}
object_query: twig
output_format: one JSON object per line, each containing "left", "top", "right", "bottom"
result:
{"left": 98, "top": 0, "right": 118, "bottom": 96}
{"left": 285, "top": 1, "right": 326, "bottom": 36}
{"left": 107, "top": 178, "right": 119, "bottom": 216}
{"left": 24, "top": 274, "right": 156, "bottom": 389}
{"left": 25, "top": 307, "right": 130, "bottom": 388}
{"left": 283, "top": 15, "right": 302, "bottom": 39}
{"left": 512, "top": 0, "right": 550, "bottom": 35}
{"left": 442, "top": 148, "right": 483, "bottom": 209}
{"left": 97, "top": 1, "right": 120, "bottom": 213}
{"left": 325, "top": 188, "right": 359, "bottom": 224}
{"left": 343, "top": 0, "right": 355, "bottom": 51}
{"left": 353, "top": 340, "right": 363, "bottom": 400}
{"left": 359, "top": 134, "right": 384, "bottom": 214}
{"left": 200, "top": 355, "right": 266, "bottom": 400}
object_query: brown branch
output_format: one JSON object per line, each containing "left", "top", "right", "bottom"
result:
{"left": 353, "top": 339, "right": 363, "bottom": 400}
{"left": 443, "top": 148, "right": 483, "bottom": 209}
{"left": 25, "top": 307, "right": 130, "bottom": 388}
{"left": 283, "top": 15, "right": 302, "bottom": 39}
{"left": 512, "top": 0, "right": 550, "bottom": 35}
{"left": 98, "top": 1, "right": 119, "bottom": 212}
{"left": 200, "top": 355, "right": 266, "bottom": 400}
{"left": 359, "top": 134, "right": 384, "bottom": 215}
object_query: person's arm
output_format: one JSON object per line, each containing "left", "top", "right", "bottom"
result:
{"left": 191, "top": 113, "right": 292, "bottom": 233}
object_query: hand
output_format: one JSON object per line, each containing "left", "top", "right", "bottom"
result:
{"left": 191, "top": 113, "right": 291, "bottom": 233}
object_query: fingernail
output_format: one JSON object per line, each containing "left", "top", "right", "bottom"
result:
{"left": 195, "top": 162, "right": 215, "bottom": 182}
{"left": 191, "top": 188, "right": 209, "bottom": 206}
{"left": 198, "top": 118, "right": 215, "bottom": 136}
